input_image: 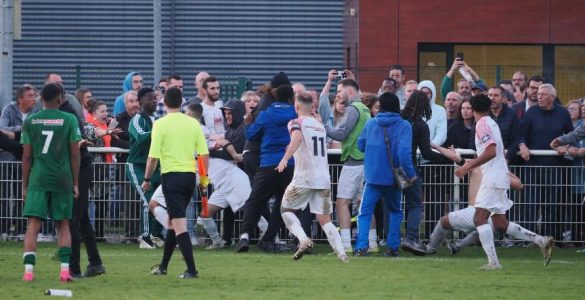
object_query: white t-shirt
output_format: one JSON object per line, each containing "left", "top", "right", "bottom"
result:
{"left": 201, "top": 101, "right": 226, "bottom": 137}
{"left": 288, "top": 116, "right": 331, "bottom": 189}
{"left": 474, "top": 116, "right": 510, "bottom": 188}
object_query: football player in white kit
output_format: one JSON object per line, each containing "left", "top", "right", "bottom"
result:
{"left": 277, "top": 92, "right": 348, "bottom": 262}
{"left": 447, "top": 94, "right": 553, "bottom": 270}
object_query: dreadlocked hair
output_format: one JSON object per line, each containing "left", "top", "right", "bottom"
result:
{"left": 402, "top": 90, "right": 432, "bottom": 122}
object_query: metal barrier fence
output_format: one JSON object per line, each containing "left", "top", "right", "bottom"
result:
{"left": 1, "top": 152, "right": 584, "bottom": 245}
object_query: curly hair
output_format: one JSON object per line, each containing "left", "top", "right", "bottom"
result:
{"left": 401, "top": 90, "right": 432, "bottom": 122}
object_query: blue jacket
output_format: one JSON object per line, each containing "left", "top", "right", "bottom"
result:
{"left": 245, "top": 101, "right": 296, "bottom": 167}
{"left": 113, "top": 72, "right": 140, "bottom": 116}
{"left": 358, "top": 112, "right": 415, "bottom": 186}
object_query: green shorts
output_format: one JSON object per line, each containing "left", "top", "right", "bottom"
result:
{"left": 23, "top": 190, "right": 73, "bottom": 221}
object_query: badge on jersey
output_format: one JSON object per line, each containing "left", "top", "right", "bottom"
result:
{"left": 289, "top": 119, "right": 301, "bottom": 132}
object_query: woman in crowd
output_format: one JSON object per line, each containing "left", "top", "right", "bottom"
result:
{"left": 84, "top": 100, "right": 121, "bottom": 239}
{"left": 75, "top": 88, "right": 93, "bottom": 118}
{"left": 567, "top": 100, "right": 582, "bottom": 128}
{"left": 444, "top": 99, "right": 473, "bottom": 149}
{"left": 362, "top": 93, "right": 380, "bottom": 117}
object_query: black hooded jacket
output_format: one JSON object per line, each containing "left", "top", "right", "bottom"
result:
{"left": 210, "top": 99, "right": 246, "bottom": 162}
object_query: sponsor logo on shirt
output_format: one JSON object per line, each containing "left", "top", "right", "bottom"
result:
{"left": 32, "top": 119, "right": 64, "bottom": 126}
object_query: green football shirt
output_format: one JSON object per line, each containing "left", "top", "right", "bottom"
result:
{"left": 20, "top": 109, "right": 81, "bottom": 192}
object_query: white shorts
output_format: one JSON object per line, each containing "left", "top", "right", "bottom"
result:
{"left": 336, "top": 165, "right": 364, "bottom": 200}
{"left": 282, "top": 186, "right": 333, "bottom": 215}
{"left": 474, "top": 185, "right": 512, "bottom": 215}
{"left": 448, "top": 206, "right": 476, "bottom": 233}
{"left": 151, "top": 185, "right": 166, "bottom": 208}
{"left": 207, "top": 158, "right": 251, "bottom": 212}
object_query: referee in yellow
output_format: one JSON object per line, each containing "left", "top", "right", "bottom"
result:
{"left": 141, "top": 87, "right": 208, "bottom": 279}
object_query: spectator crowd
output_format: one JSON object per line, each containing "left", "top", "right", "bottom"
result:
{"left": 2, "top": 57, "right": 585, "bottom": 264}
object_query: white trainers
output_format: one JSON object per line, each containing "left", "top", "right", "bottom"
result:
{"left": 479, "top": 263, "right": 502, "bottom": 271}
{"left": 338, "top": 254, "right": 350, "bottom": 263}
{"left": 139, "top": 239, "right": 156, "bottom": 249}
{"left": 540, "top": 236, "right": 554, "bottom": 266}
{"left": 205, "top": 239, "right": 227, "bottom": 250}
{"left": 292, "top": 238, "right": 314, "bottom": 261}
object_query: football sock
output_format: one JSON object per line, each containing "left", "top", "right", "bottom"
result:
{"left": 505, "top": 222, "right": 544, "bottom": 246}
{"left": 428, "top": 222, "right": 447, "bottom": 252}
{"left": 368, "top": 229, "right": 377, "bottom": 248}
{"left": 58, "top": 247, "right": 71, "bottom": 271}
{"left": 23, "top": 252, "right": 36, "bottom": 273}
{"left": 322, "top": 222, "right": 345, "bottom": 256}
{"left": 477, "top": 224, "right": 499, "bottom": 265}
{"left": 257, "top": 216, "right": 268, "bottom": 234}
{"left": 176, "top": 232, "right": 197, "bottom": 274}
{"left": 160, "top": 230, "right": 177, "bottom": 269}
{"left": 153, "top": 206, "right": 169, "bottom": 230}
{"left": 340, "top": 229, "right": 351, "bottom": 249}
{"left": 200, "top": 217, "right": 221, "bottom": 244}
{"left": 456, "top": 231, "right": 479, "bottom": 249}
{"left": 282, "top": 212, "right": 308, "bottom": 240}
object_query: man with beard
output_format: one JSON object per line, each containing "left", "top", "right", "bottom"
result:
{"left": 201, "top": 76, "right": 226, "bottom": 140}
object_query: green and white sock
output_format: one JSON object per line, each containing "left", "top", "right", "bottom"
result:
{"left": 23, "top": 252, "right": 36, "bottom": 272}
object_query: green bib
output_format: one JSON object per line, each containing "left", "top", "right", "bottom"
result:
{"left": 341, "top": 101, "right": 371, "bottom": 161}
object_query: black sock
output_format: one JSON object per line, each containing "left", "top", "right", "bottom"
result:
{"left": 160, "top": 230, "right": 177, "bottom": 269}
{"left": 176, "top": 232, "right": 197, "bottom": 274}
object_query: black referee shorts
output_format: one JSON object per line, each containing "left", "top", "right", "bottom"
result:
{"left": 161, "top": 172, "right": 196, "bottom": 219}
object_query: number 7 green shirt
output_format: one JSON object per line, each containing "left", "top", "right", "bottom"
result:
{"left": 20, "top": 109, "right": 81, "bottom": 192}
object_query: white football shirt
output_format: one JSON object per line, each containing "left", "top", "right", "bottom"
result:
{"left": 288, "top": 116, "right": 331, "bottom": 189}
{"left": 474, "top": 116, "right": 510, "bottom": 188}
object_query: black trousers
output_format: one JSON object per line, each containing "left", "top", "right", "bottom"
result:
{"left": 241, "top": 166, "right": 293, "bottom": 242}
{"left": 70, "top": 163, "right": 102, "bottom": 273}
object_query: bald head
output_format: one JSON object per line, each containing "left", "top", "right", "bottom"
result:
{"left": 445, "top": 91, "right": 462, "bottom": 117}
{"left": 195, "top": 71, "right": 210, "bottom": 97}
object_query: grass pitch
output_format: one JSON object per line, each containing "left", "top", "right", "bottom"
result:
{"left": 0, "top": 241, "right": 583, "bottom": 299}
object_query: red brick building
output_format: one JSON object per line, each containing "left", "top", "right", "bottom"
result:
{"left": 344, "top": 0, "right": 585, "bottom": 102}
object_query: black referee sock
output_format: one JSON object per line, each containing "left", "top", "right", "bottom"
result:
{"left": 160, "top": 230, "right": 177, "bottom": 270}
{"left": 176, "top": 232, "right": 197, "bottom": 274}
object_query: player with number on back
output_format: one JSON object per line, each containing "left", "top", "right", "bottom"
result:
{"left": 20, "top": 83, "right": 81, "bottom": 282}
{"left": 277, "top": 92, "right": 348, "bottom": 262}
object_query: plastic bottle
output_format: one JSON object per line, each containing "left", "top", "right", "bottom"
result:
{"left": 458, "top": 67, "right": 473, "bottom": 82}
{"left": 45, "top": 289, "right": 72, "bottom": 297}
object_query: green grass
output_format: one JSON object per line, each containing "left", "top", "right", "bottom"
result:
{"left": 0, "top": 241, "right": 583, "bottom": 299}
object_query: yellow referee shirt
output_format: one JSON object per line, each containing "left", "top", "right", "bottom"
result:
{"left": 148, "top": 112, "right": 209, "bottom": 174}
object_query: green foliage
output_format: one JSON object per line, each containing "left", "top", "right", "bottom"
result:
{"left": 0, "top": 242, "right": 583, "bottom": 299}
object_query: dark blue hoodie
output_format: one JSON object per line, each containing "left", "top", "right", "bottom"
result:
{"left": 358, "top": 112, "right": 416, "bottom": 186}
{"left": 245, "top": 101, "right": 296, "bottom": 167}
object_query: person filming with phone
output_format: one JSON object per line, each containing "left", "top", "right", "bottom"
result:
{"left": 440, "top": 53, "right": 487, "bottom": 103}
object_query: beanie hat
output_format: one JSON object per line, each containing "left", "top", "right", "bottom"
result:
{"left": 270, "top": 72, "right": 291, "bottom": 89}
{"left": 379, "top": 92, "right": 400, "bottom": 113}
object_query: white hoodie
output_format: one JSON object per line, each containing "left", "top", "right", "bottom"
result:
{"left": 417, "top": 80, "right": 447, "bottom": 147}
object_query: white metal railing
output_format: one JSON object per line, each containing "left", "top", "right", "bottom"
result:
{"left": 1, "top": 148, "right": 583, "bottom": 245}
